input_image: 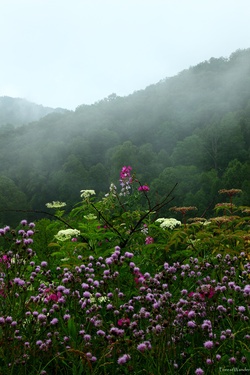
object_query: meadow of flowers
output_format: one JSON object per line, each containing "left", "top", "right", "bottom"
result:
{"left": 0, "top": 166, "right": 249, "bottom": 374}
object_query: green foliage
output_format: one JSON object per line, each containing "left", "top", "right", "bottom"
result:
{"left": 0, "top": 168, "right": 250, "bottom": 374}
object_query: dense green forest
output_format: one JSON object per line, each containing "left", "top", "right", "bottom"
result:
{"left": 1, "top": 48, "right": 250, "bottom": 225}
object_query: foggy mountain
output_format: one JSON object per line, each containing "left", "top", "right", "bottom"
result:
{"left": 0, "top": 48, "right": 250, "bottom": 225}
{"left": 0, "top": 96, "right": 68, "bottom": 127}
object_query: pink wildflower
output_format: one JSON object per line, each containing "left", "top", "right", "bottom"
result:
{"left": 117, "top": 318, "right": 130, "bottom": 327}
{"left": 134, "top": 271, "right": 145, "bottom": 284}
{"left": 145, "top": 236, "right": 154, "bottom": 245}
{"left": 119, "top": 166, "right": 133, "bottom": 195}
{"left": 44, "top": 288, "right": 62, "bottom": 303}
{"left": 138, "top": 185, "right": 150, "bottom": 192}
{"left": 0, "top": 255, "right": 10, "bottom": 269}
{"left": 120, "top": 166, "right": 132, "bottom": 180}
{"left": 189, "top": 285, "right": 215, "bottom": 300}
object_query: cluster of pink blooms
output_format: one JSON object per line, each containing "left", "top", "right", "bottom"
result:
{"left": 119, "top": 166, "right": 133, "bottom": 195}
{"left": 0, "top": 255, "right": 10, "bottom": 268}
{"left": 145, "top": 236, "right": 154, "bottom": 245}
{"left": 188, "top": 284, "right": 215, "bottom": 300}
{"left": 43, "top": 288, "right": 63, "bottom": 303}
{"left": 138, "top": 185, "right": 150, "bottom": 192}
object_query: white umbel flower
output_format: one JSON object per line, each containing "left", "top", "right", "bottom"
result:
{"left": 55, "top": 229, "right": 81, "bottom": 241}
{"left": 80, "top": 190, "right": 96, "bottom": 199}
{"left": 155, "top": 218, "right": 181, "bottom": 229}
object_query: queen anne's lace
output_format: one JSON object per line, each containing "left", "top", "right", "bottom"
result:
{"left": 155, "top": 217, "right": 181, "bottom": 229}
{"left": 46, "top": 201, "right": 66, "bottom": 209}
{"left": 55, "top": 229, "right": 81, "bottom": 241}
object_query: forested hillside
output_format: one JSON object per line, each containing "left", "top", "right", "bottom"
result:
{"left": 1, "top": 48, "right": 250, "bottom": 225}
{"left": 0, "top": 96, "right": 68, "bottom": 127}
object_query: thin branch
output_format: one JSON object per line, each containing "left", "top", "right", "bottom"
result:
{"left": 90, "top": 203, "right": 125, "bottom": 242}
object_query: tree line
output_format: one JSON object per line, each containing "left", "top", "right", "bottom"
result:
{"left": 0, "top": 48, "right": 250, "bottom": 225}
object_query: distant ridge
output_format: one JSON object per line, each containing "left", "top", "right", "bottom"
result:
{"left": 0, "top": 96, "right": 68, "bottom": 127}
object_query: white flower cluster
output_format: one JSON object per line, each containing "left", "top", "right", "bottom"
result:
{"left": 46, "top": 201, "right": 66, "bottom": 209}
{"left": 155, "top": 217, "right": 181, "bottom": 230}
{"left": 55, "top": 229, "right": 80, "bottom": 241}
{"left": 105, "top": 183, "right": 117, "bottom": 197}
{"left": 84, "top": 214, "right": 97, "bottom": 220}
{"left": 80, "top": 189, "right": 96, "bottom": 199}
{"left": 90, "top": 295, "right": 109, "bottom": 304}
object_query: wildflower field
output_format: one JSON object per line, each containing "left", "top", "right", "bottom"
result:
{"left": 0, "top": 167, "right": 249, "bottom": 374}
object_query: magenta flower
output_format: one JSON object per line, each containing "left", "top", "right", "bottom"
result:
{"left": 134, "top": 271, "right": 145, "bottom": 284}
{"left": 138, "top": 185, "right": 150, "bottom": 192}
{"left": 145, "top": 236, "right": 154, "bottom": 245}
{"left": 120, "top": 166, "right": 132, "bottom": 180}
{"left": 0, "top": 255, "right": 10, "bottom": 268}
{"left": 117, "top": 318, "right": 130, "bottom": 327}
{"left": 44, "top": 289, "right": 62, "bottom": 303}
{"left": 119, "top": 166, "right": 133, "bottom": 195}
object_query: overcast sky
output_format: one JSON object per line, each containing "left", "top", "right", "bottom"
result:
{"left": 1, "top": 0, "right": 250, "bottom": 110}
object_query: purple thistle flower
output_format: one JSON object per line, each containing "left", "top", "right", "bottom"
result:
{"left": 50, "top": 318, "right": 58, "bottom": 325}
{"left": 195, "top": 369, "right": 204, "bottom": 375}
{"left": 117, "top": 354, "right": 131, "bottom": 364}
{"left": 238, "top": 306, "right": 246, "bottom": 312}
{"left": 124, "top": 252, "right": 134, "bottom": 259}
{"left": 37, "top": 314, "right": 47, "bottom": 322}
{"left": 243, "top": 285, "right": 250, "bottom": 295}
{"left": 83, "top": 291, "right": 91, "bottom": 298}
{"left": 204, "top": 340, "right": 213, "bottom": 349}
{"left": 187, "top": 310, "right": 196, "bottom": 319}
{"left": 23, "top": 238, "right": 33, "bottom": 245}
{"left": 137, "top": 343, "right": 147, "bottom": 352}
{"left": 13, "top": 278, "right": 25, "bottom": 286}
{"left": 187, "top": 320, "right": 196, "bottom": 328}
{"left": 84, "top": 334, "right": 91, "bottom": 342}
{"left": 97, "top": 330, "right": 105, "bottom": 336}
{"left": 105, "top": 257, "right": 113, "bottom": 265}
{"left": 201, "top": 320, "right": 212, "bottom": 330}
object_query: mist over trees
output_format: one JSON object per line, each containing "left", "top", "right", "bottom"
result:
{"left": 0, "top": 48, "right": 250, "bottom": 225}
{"left": 0, "top": 96, "right": 68, "bottom": 127}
